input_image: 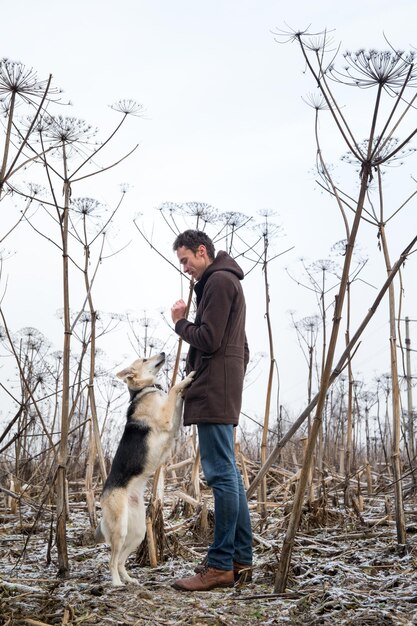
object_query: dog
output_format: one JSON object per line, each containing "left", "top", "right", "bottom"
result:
{"left": 95, "top": 352, "right": 194, "bottom": 586}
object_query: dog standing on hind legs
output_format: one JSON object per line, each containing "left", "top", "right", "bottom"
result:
{"left": 95, "top": 352, "right": 195, "bottom": 586}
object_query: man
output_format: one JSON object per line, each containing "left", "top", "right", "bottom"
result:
{"left": 170, "top": 229, "right": 253, "bottom": 592}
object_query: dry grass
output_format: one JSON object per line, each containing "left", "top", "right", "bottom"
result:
{"left": 1, "top": 470, "right": 417, "bottom": 626}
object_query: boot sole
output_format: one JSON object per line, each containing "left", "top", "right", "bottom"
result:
{"left": 171, "top": 581, "right": 235, "bottom": 592}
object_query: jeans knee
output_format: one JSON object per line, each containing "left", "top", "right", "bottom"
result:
{"left": 203, "top": 465, "right": 223, "bottom": 488}
{"left": 202, "top": 461, "right": 237, "bottom": 491}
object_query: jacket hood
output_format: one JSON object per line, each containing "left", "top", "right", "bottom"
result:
{"left": 193, "top": 251, "right": 244, "bottom": 302}
{"left": 202, "top": 250, "right": 244, "bottom": 281}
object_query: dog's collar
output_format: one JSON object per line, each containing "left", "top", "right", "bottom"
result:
{"left": 129, "top": 384, "right": 163, "bottom": 402}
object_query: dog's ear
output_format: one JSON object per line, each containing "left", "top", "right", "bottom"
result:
{"left": 116, "top": 367, "right": 134, "bottom": 380}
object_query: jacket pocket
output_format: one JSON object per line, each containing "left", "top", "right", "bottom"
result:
{"left": 224, "top": 345, "right": 245, "bottom": 358}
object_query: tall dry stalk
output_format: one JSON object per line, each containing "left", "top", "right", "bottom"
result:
{"left": 20, "top": 102, "right": 143, "bottom": 576}
{"left": 290, "top": 312, "right": 320, "bottom": 487}
{"left": 297, "top": 316, "right": 320, "bottom": 401}
{"left": 269, "top": 30, "right": 417, "bottom": 591}
{"left": 276, "top": 164, "right": 371, "bottom": 591}
{"left": 258, "top": 214, "right": 278, "bottom": 518}
{"left": 376, "top": 195, "right": 406, "bottom": 543}
{"left": 71, "top": 195, "right": 130, "bottom": 484}
{"left": 0, "top": 62, "right": 60, "bottom": 501}
{"left": 404, "top": 317, "right": 415, "bottom": 460}
{"left": 56, "top": 170, "right": 72, "bottom": 574}
{"left": 247, "top": 234, "right": 417, "bottom": 502}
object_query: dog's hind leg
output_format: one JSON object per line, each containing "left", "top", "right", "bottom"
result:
{"left": 117, "top": 490, "right": 146, "bottom": 584}
{"left": 94, "top": 520, "right": 105, "bottom": 544}
{"left": 109, "top": 516, "right": 131, "bottom": 587}
{"left": 102, "top": 493, "right": 129, "bottom": 586}
{"left": 117, "top": 530, "right": 144, "bottom": 585}
{"left": 109, "top": 532, "right": 126, "bottom": 586}
{"left": 117, "top": 529, "right": 144, "bottom": 585}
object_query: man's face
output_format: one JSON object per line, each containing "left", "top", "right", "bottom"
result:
{"left": 176, "top": 245, "right": 212, "bottom": 281}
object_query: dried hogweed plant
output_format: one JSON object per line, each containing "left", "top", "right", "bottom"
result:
{"left": 267, "top": 27, "right": 417, "bottom": 592}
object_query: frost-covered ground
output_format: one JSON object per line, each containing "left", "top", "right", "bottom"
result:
{"left": 1, "top": 491, "right": 417, "bottom": 625}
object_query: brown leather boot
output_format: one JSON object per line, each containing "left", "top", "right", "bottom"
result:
{"left": 172, "top": 566, "right": 234, "bottom": 591}
{"left": 195, "top": 558, "right": 253, "bottom": 583}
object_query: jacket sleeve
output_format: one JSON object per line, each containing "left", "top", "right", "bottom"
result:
{"left": 175, "top": 272, "right": 235, "bottom": 354}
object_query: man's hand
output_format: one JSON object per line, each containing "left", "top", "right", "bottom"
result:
{"left": 171, "top": 299, "right": 187, "bottom": 324}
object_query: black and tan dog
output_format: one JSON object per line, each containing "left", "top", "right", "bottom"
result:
{"left": 95, "top": 352, "right": 194, "bottom": 586}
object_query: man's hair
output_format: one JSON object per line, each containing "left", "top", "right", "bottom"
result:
{"left": 173, "top": 230, "right": 215, "bottom": 260}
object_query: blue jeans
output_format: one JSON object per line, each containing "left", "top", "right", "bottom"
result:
{"left": 197, "top": 423, "right": 253, "bottom": 571}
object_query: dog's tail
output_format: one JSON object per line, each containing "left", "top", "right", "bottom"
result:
{"left": 94, "top": 520, "right": 105, "bottom": 544}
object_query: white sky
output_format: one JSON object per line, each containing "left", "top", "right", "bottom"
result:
{"left": 2, "top": 0, "right": 417, "bottom": 431}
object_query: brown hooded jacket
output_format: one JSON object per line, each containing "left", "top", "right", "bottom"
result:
{"left": 174, "top": 251, "right": 249, "bottom": 426}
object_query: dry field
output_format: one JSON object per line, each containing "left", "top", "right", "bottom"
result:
{"left": 1, "top": 477, "right": 417, "bottom": 626}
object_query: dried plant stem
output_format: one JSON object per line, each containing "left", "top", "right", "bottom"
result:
{"left": 259, "top": 235, "right": 276, "bottom": 518}
{"left": 247, "top": 234, "right": 417, "bottom": 498}
{"left": 405, "top": 317, "right": 415, "bottom": 460}
{"left": 56, "top": 165, "right": 72, "bottom": 578}
{"left": 275, "top": 166, "right": 369, "bottom": 591}
{"left": 146, "top": 517, "right": 158, "bottom": 567}
{"left": 83, "top": 235, "right": 107, "bottom": 484}
{"left": 85, "top": 419, "right": 97, "bottom": 528}
{"left": 344, "top": 281, "right": 354, "bottom": 505}
{"left": 170, "top": 278, "right": 194, "bottom": 386}
{"left": 378, "top": 221, "right": 406, "bottom": 544}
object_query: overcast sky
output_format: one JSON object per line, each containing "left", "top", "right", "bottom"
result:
{"left": 2, "top": 0, "right": 417, "bottom": 429}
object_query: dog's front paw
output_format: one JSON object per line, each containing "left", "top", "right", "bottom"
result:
{"left": 173, "top": 371, "right": 196, "bottom": 393}
{"left": 186, "top": 370, "right": 196, "bottom": 382}
{"left": 181, "top": 371, "right": 196, "bottom": 389}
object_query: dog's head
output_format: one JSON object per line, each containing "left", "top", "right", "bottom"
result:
{"left": 116, "top": 352, "right": 165, "bottom": 390}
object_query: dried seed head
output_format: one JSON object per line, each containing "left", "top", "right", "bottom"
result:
{"left": 330, "top": 49, "right": 417, "bottom": 91}
{"left": 0, "top": 58, "right": 61, "bottom": 105}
